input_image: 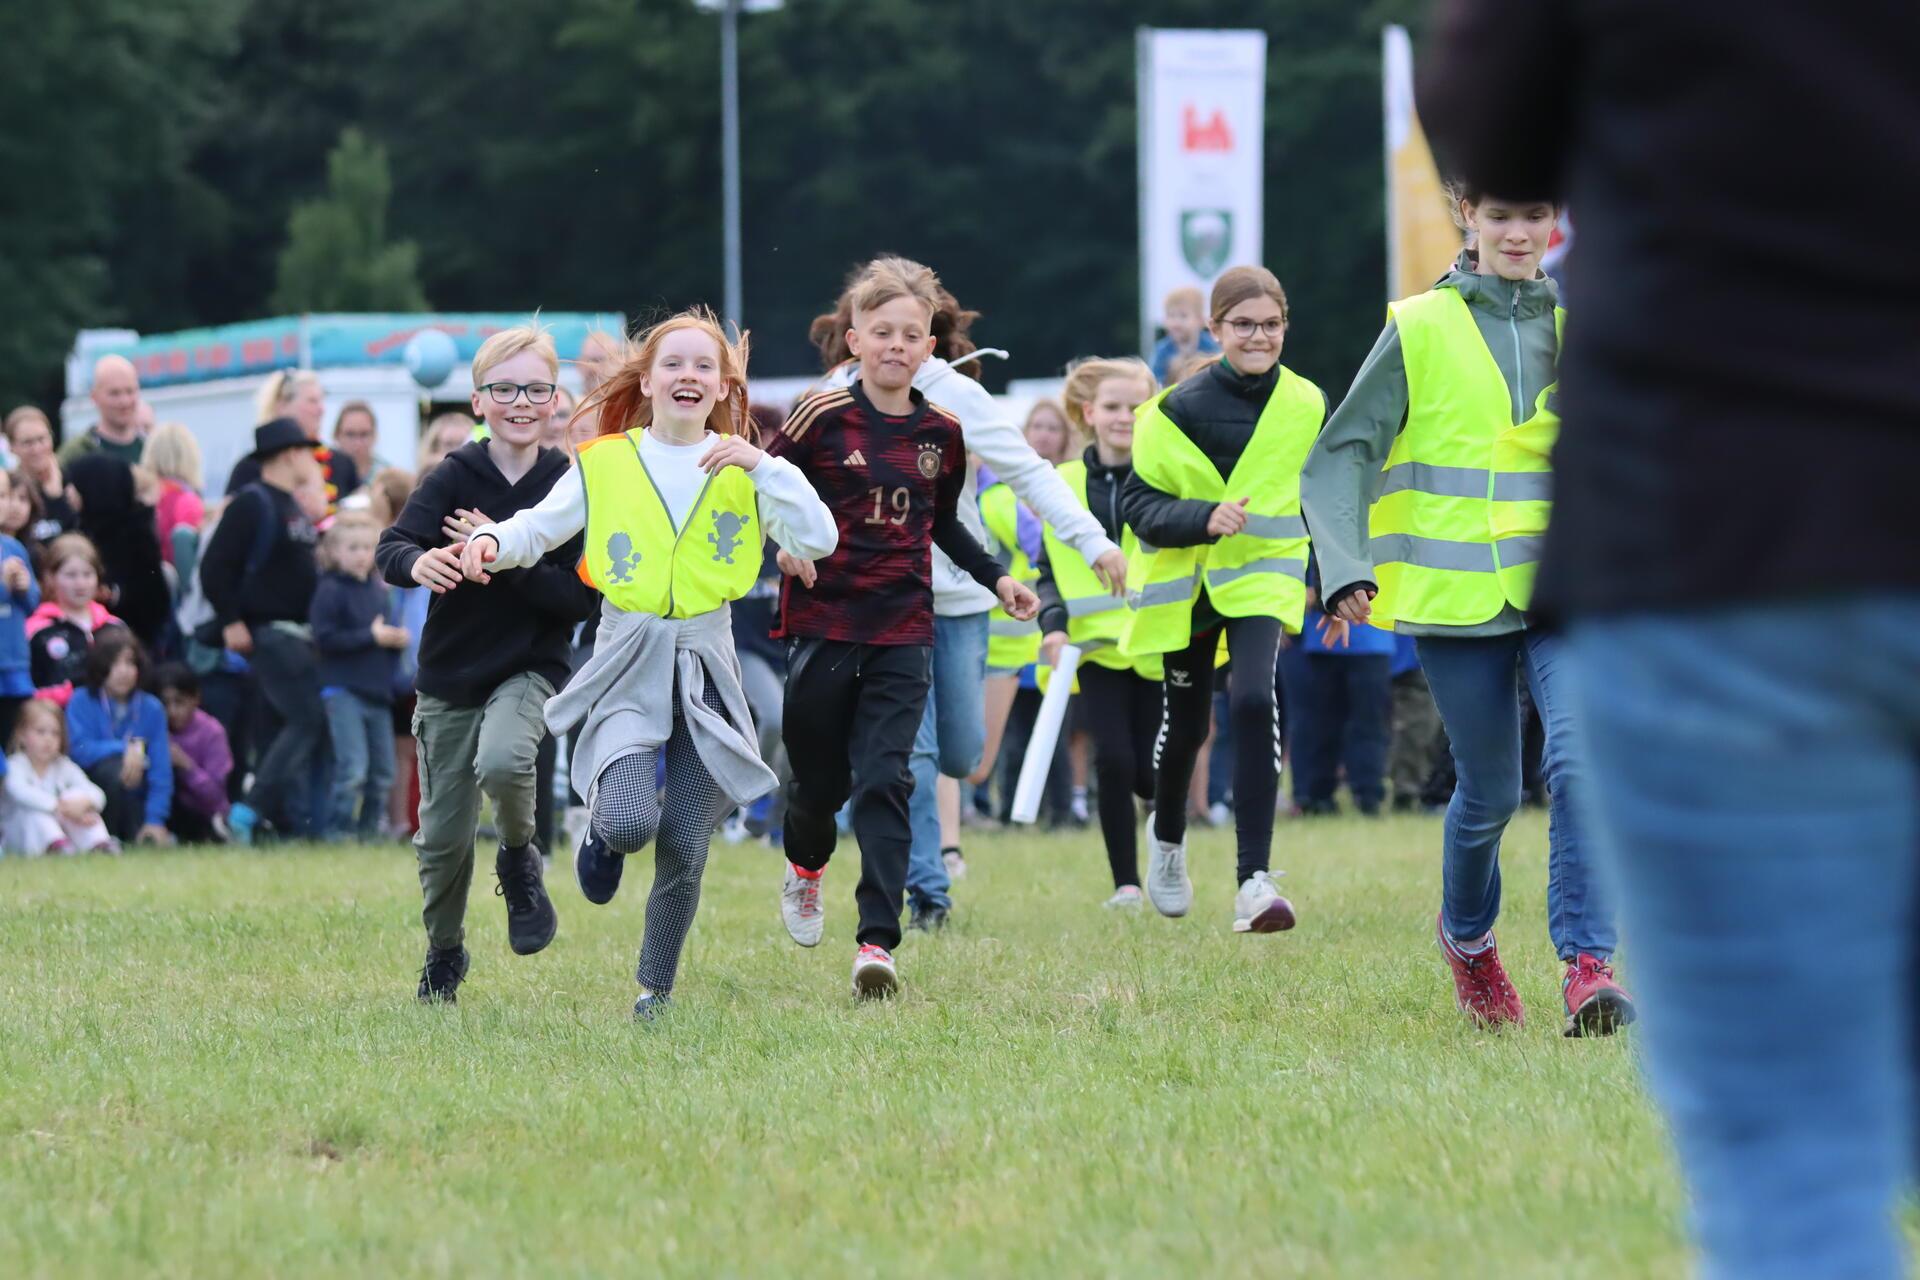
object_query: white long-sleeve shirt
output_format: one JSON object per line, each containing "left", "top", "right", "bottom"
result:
{"left": 818, "top": 356, "right": 1118, "bottom": 615}
{"left": 5, "top": 752, "right": 106, "bottom": 814}
{"left": 473, "top": 431, "right": 839, "bottom": 577}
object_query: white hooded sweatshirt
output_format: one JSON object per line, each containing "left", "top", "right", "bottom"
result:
{"left": 819, "top": 355, "right": 1117, "bottom": 615}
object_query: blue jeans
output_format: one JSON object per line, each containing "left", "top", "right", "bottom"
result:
{"left": 1569, "top": 599, "right": 1920, "bottom": 1280}
{"left": 906, "top": 612, "right": 989, "bottom": 912}
{"left": 1277, "top": 650, "right": 1393, "bottom": 812}
{"left": 324, "top": 688, "right": 396, "bottom": 839}
{"left": 1416, "top": 629, "right": 1613, "bottom": 958}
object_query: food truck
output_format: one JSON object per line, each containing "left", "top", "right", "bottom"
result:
{"left": 61, "top": 312, "right": 624, "bottom": 494}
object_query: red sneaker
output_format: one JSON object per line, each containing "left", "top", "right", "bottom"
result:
{"left": 1436, "top": 913, "right": 1525, "bottom": 1028}
{"left": 1562, "top": 953, "right": 1636, "bottom": 1038}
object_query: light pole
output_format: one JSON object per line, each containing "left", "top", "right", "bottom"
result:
{"left": 693, "top": 0, "right": 783, "bottom": 334}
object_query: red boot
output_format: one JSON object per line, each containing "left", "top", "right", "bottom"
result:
{"left": 1562, "top": 953, "right": 1636, "bottom": 1038}
{"left": 1437, "top": 913, "right": 1525, "bottom": 1028}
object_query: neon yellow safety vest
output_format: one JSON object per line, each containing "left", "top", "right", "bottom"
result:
{"left": 979, "top": 482, "right": 1041, "bottom": 674}
{"left": 1367, "top": 288, "right": 1564, "bottom": 627}
{"left": 1120, "top": 366, "right": 1324, "bottom": 657}
{"left": 1037, "top": 461, "right": 1162, "bottom": 688}
{"left": 575, "top": 429, "right": 760, "bottom": 617}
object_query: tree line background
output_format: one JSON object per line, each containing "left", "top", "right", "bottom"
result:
{"left": 5, "top": 0, "right": 1425, "bottom": 416}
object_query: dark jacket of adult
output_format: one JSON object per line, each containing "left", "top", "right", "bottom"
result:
{"left": 375, "top": 441, "right": 595, "bottom": 707}
{"left": 1416, "top": 0, "right": 1920, "bottom": 615}
{"left": 66, "top": 454, "right": 170, "bottom": 648}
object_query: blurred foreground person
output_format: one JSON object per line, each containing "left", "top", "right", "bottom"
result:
{"left": 1420, "top": 2, "right": 1920, "bottom": 1275}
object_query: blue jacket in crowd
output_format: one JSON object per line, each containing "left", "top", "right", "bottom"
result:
{"left": 0, "top": 533, "right": 42, "bottom": 698}
{"left": 66, "top": 686, "right": 173, "bottom": 826}
{"left": 310, "top": 570, "right": 398, "bottom": 704}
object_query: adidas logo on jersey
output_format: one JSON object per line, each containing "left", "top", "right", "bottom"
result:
{"left": 844, "top": 449, "right": 867, "bottom": 467}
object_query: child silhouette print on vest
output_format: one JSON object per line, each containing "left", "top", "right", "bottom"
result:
{"left": 606, "top": 531, "right": 639, "bottom": 583}
{"left": 708, "top": 509, "right": 752, "bottom": 564}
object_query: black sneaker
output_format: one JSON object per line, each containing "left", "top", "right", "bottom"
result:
{"left": 574, "top": 825, "right": 625, "bottom": 905}
{"left": 907, "top": 903, "right": 950, "bottom": 932}
{"left": 417, "top": 944, "right": 469, "bottom": 1004}
{"left": 495, "top": 842, "right": 558, "bottom": 955}
{"left": 633, "top": 991, "right": 672, "bottom": 1022}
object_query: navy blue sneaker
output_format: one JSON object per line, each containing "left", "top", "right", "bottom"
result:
{"left": 633, "top": 991, "right": 672, "bottom": 1022}
{"left": 574, "top": 824, "right": 624, "bottom": 905}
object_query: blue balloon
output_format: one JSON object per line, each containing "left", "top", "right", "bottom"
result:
{"left": 404, "top": 328, "right": 459, "bottom": 389}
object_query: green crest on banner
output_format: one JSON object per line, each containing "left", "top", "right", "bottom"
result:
{"left": 1180, "top": 209, "right": 1233, "bottom": 277}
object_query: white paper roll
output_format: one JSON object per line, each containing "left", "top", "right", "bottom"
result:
{"left": 1009, "top": 644, "right": 1081, "bottom": 825}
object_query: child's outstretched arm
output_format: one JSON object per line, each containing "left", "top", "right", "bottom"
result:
{"left": 462, "top": 467, "right": 586, "bottom": 582}
{"left": 733, "top": 447, "right": 838, "bottom": 563}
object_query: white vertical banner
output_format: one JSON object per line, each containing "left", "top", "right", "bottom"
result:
{"left": 1137, "top": 28, "right": 1267, "bottom": 355}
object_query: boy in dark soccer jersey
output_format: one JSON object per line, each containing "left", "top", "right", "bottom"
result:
{"left": 765, "top": 256, "right": 1038, "bottom": 998}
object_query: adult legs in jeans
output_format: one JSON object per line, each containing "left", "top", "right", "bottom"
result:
{"left": 1278, "top": 648, "right": 1341, "bottom": 809}
{"left": 1076, "top": 662, "right": 1160, "bottom": 889}
{"left": 1569, "top": 599, "right": 1920, "bottom": 1280}
{"left": 412, "top": 672, "right": 552, "bottom": 950}
{"left": 783, "top": 639, "right": 930, "bottom": 952}
{"left": 591, "top": 677, "right": 729, "bottom": 997}
{"left": 245, "top": 627, "right": 325, "bottom": 835}
{"left": 1155, "top": 611, "right": 1282, "bottom": 882}
{"left": 1418, "top": 631, "right": 1612, "bottom": 957}
{"left": 905, "top": 611, "right": 988, "bottom": 913}
{"left": 1338, "top": 655, "right": 1393, "bottom": 815}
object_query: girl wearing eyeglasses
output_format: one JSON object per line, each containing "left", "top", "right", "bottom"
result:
{"left": 1298, "top": 186, "right": 1632, "bottom": 1038}
{"left": 1119, "top": 265, "right": 1332, "bottom": 937}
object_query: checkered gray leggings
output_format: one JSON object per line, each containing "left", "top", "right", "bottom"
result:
{"left": 591, "top": 678, "right": 727, "bottom": 996}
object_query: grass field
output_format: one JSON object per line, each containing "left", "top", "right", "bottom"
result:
{"left": 0, "top": 812, "right": 1693, "bottom": 1278}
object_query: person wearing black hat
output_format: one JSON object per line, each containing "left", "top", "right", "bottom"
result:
{"left": 196, "top": 417, "right": 327, "bottom": 840}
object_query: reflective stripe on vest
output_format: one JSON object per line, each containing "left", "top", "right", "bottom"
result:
{"left": 1119, "top": 366, "right": 1323, "bottom": 657}
{"left": 1038, "top": 461, "right": 1162, "bottom": 683}
{"left": 979, "top": 482, "right": 1040, "bottom": 673}
{"left": 1367, "top": 289, "right": 1563, "bottom": 627}
{"left": 577, "top": 429, "right": 761, "bottom": 618}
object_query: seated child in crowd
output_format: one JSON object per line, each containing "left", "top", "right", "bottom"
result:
{"left": 155, "top": 663, "right": 232, "bottom": 843}
{"left": 26, "top": 534, "right": 121, "bottom": 705}
{"left": 4, "top": 698, "right": 115, "bottom": 854}
{"left": 65, "top": 630, "right": 172, "bottom": 845}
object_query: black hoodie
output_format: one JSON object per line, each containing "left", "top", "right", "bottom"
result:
{"left": 376, "top": 442, "right": 596, "bottom": 706}
{"left": 1035, "top": 443, "right": 1132, "bottom": 638}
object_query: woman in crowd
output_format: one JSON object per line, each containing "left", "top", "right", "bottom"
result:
{"left": 229, "top": 370, "right": 358, "bottom": 509}
{"left": 6, "top": 407, "right": 78, "bottom": 544}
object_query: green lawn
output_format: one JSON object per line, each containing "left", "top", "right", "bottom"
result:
{"left": 0, "top": 813, "right": 1691, "bottom": 1278}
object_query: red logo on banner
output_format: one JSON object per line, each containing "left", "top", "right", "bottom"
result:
{"left": 1182, "top": 105, "right": 1233, "bottom": 152}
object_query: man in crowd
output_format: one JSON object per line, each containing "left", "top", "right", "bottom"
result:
{"left": 60, "top": 355, "right": 148, "bottom": 466}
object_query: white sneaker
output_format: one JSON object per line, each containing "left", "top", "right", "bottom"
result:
{"left": 1144, "top": 811, "right": 1192, "bottom": 917}
{"left": 1105, "top": 885, "right": 1145, "bottom": 910}
{"left": 943, "top": 847, "right": 968, "bottom": 880}
{"left": 1232, "top": 870, "right": 1297, "bottom": 934}
{"left": 720, "top": 811, "right": 750, "bottom": 844}
{"left": 781, "top": 862, "right": 825, "bottom": 947}
{"left": 1207, "top": 801, "right": 1232, "bottom": 828}
{"left": 851, "top": 944, "right": 899, "bottom": 998}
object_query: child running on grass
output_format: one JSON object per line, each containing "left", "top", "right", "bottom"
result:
{"left": 1121, "top": 265, "right": 1338, "bottom": 934}
{"left": 462, "top": 310, "right": 836, "bottom": 1020}
{"left": 767, "top": 257, "right": 1039, "bottom": 999}
{"left": 1033, "top": 358, "right": 1164, "bottom": 908}
{"left": 377, "top": 324, "right": 598, "bottom": 1005}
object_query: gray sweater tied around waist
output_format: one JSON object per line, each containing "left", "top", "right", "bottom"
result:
{"left": 543, "top": 600, "right": 776, "bottom": 810}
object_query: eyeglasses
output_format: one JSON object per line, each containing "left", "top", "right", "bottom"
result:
{"left": 1225, "top": 318, "right": 1286, "bottom": 339}
{"left": 479, "top": 382, "right": 558, "bottom": 405}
